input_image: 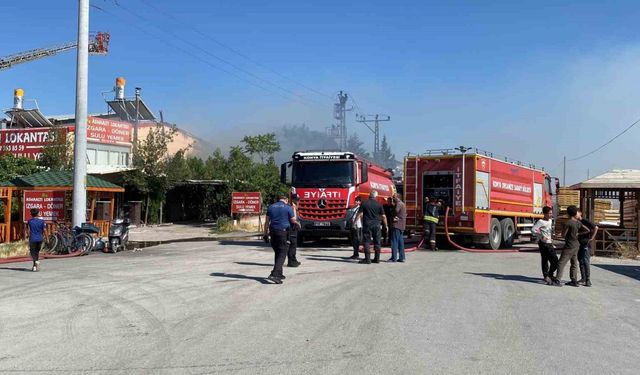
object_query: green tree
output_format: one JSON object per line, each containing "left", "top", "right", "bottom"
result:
{"left": 377, "top": 134, "right": 397, "bottom": 169}
{"left": 0, "top": 154, "right": 39, "bottom": 182}
{"left": 241, "top": 133, "right": 281, "bottom": 163}
{"left": 38, "top": 127, "right": 73, "bottom": 170}
{"left": 125, "top": 124, "right": 180, "bottom": 224}
{"left": 186, "top": 156, "right": 206, "bottom": 179}
{"left": 346, "top": 132, "right": 371, "bottom": 158}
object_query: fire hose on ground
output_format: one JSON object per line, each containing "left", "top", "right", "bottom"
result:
{"left": 357, "top": 206, "right": 521, "bottom": 254}
{"left": 443, "top": 207, "right": 521, "bottom": 253}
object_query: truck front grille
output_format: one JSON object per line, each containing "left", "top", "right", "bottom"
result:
{"left": 298, "top": 199, "right": 347, "bottom": 221}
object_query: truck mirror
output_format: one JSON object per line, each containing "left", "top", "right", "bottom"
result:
{"left": 361, "top": 162, "right": 369, "bottom": 184}
{"left": 280, "top": 162, "right": 292, "bottom": 185}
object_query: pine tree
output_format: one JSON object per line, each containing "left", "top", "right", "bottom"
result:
{"left": 377, "top": 135, "right": 397, "bottom": 169}
{"left": 346, "top": 132, "right": 371, "bottom": 158}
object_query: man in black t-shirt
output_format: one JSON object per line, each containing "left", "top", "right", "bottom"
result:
{"left": 555, "top": 205, "right": 589, "bottom": 287}
{"left": 355, "top": 191, "right": 388, "bottom": 264}
{"left": 382, "top": 198, "right": 395, "bottom": 245}
{"left": 577, "top": 210, "right": 598, "bottom": 287}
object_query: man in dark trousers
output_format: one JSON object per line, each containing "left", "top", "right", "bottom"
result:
{"left": 532, "top": 206, "right": 558, "bottom": 285}
{"left": 577, "top": 209, "right": 598, "bottom": 287}
{"left": 286, "top": 194, "right": 301, "bottom": 268}
{"left": 263, "top": 193, "right": 298, "bottom": 284}
{"left": 27, "top": 208, "right": 46, "bottom": 272}
{"left": 355, "top": 190, "right": 388, "bottom": 264}
{"left": 389, "top": 193, "right": 407, "bottom": 262}
{"left": 554, "top": 205, "right": 589, "bottom": 287}
{"left": 349, "top": 196, "right": 363, "bottom": 260}
{"left": 423, "top": 197, "right": 440, "bottom": 251}
{"left": 382, "top": 197, "right": 395, "bottom": 245}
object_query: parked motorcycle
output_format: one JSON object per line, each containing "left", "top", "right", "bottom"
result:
{"left": 108, "top": 218, "right": 130, "bottom": 253}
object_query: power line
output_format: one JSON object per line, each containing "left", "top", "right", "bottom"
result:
{"left": 112, "top": 1, "right": 324, "bottom": 106}
{"left": 568, "top": 116, "right": 640, "bottom": 162}
{"left": 91, "top": 4, "right": 305, "bottom": 104}
{"left": 103, "top": 2, "right": 325, "bottom": 107}
{"left": 137, "top": 0, "right": 334, "bottom": 101}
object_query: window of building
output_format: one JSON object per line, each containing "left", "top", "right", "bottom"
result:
{"left": 87, "top": 149, "right": 97, "bottom": 165}
{"left": 97, "top": 150, "right": 109, "bottom": 165}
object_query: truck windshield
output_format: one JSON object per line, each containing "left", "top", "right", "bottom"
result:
{"left": 292, "top": 161, "right": 354, "bottom": 188}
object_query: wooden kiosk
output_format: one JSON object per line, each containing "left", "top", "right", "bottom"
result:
{"left": 570, "top": 170, "right": 640, "bottom": 256}
{"left": 0, "top": 171, "right": 124, "bottom": 243}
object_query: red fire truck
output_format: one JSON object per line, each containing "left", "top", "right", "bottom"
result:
{"left": 281, "top": 151, "right": 395, "bottom": 241}
{"left": 404, "top": 149, "right": 558, "bottom": 249}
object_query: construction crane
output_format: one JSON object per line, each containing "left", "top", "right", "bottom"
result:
{"left": 0, "top": 32, "right": 110, "bottom": 70}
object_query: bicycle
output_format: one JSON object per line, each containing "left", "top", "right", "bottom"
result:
{"left": 45, "top": 222, "right": 91, "bottom": 255}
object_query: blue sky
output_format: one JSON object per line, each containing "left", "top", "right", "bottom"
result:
{"left": 3, "top": 0, "right": 640, "bottom": 184}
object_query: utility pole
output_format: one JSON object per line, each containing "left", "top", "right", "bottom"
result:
{"left": 330, "top": 91, "right": 351, "bottom": 150}
{"left": 563, "top": 156, "right": 566, "bottom": 187}
{"left": 356, "top": 114, "right": 391, "bottom": 162}
{"left": 72, "top": 0, "right": 89, "bottom": 227}
{"left": 134, "top": 87, "right": 141, "bottom": 149}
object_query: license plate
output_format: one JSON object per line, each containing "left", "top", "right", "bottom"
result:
{"left": 314, "top": 222, "right": 330, "bottom": 227}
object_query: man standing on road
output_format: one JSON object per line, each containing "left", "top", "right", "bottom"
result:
{"left": 286, "top": 194, "right": 302, "bottom": 268}
{"left": 389, "top": 193, "right": 407, "bottom": 263}
{"left": 349, "top": 196, "right": 363, "bottom": 260}
{"left": 27, "top": 208, "right": 46, "bottom": 272}
{"left": 532, "top": 206, "right": 558, "bottom": 285}
{"left": 554, "top": 205, "right": 589, "bottom": 287}
{"left": 382, "top": 197, "right": 395, "bottom": 246}
{"left": 577, "top": 209, "right": 598, "bottom": 287}
{"left": 355, "top": 191, "right": 388, "bottom": 264}
{"left": 263, "top": 193, "right": 298, "bottom": 284}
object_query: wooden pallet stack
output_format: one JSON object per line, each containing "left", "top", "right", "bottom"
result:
{"left": 557, "top": 188, "right": 580, "bottom": 209}
{"left": 593, "top": 200, "right": 614, "bottom": 223}
{"left": 623, "top": 200, "right": 638, "bottom": 229}
{"left": 556, "top": 188, "right": 580, "bottom": 236}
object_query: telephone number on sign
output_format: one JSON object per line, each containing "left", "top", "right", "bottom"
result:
{"left": 1, "top": 145, "right": 26, "bottom": 152}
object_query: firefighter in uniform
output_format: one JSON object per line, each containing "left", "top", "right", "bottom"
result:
{"left": 263, "top": 193, "right": 298, "bottom": 284}
{"left": 423, "top": 197, "right": 440, "bottom": 251}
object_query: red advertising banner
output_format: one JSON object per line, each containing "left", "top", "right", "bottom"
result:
{"left": 231, "top": 192, "right": 262, "bottom": 214}
{"left": 0, "top": 127, "right": 65, "bottom": 160}
{"left": 1, "top": 117, "right": 132, "bottom": 160}
{"left": 23, "top": 190, "right": 66, "bottom": 222}
{"left": 87, "top": 116, "right": 132, "bottom": 145}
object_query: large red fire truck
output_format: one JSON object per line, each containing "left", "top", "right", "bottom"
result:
{"left": 281, "top": 151, "right": 395, "bottom": 241}
{"left": 404, "top": 149, "right": 558, "bottom": 249}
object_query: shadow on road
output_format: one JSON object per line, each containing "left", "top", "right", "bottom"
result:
{"left": 210, "top": 272, "right": 273, "bottom": 284}
{"left": 594, "top": 264, "right": 640, "bottom": 282}
{"left": 235, "top": 261, "right": 272, "bottom": 267}
{"left": 465, "top": 272, "right": 543, "bottom": 284}
{"left": 305, "top": 256, "right": 355, "bottom": 264}
{"left": 0, "top": 267, "right": 32, "bottom": 272}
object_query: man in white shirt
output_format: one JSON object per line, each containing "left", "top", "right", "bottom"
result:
{"left": 532, "top": 206, "right": 558, "bottom": 285}
{"left": 349, "top": 196, "right": 363, "bottom": 260}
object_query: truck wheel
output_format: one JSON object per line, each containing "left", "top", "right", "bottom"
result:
{"left": 500, "top": 218, "right": 516, "bottom": 248}
{"left": 488, "top": 218, "right": 502, "bottom": 250}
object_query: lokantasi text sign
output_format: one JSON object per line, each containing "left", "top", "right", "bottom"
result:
{"left": 24, "top": 191, "right": 66, "bottom": 222}
{"left": 231, "top": 192, "right": 262, "bottom": 214}
{"left": 86, "top": 117, "right": 132, "bottom": 145}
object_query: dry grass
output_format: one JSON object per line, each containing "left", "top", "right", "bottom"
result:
{"left": 0, "top": 241, "right": 29, "bottom": 259}
{"left": 618, "top": 244, "right": 640, "bottom": 259}
{"left": 214, "top": 216, "right": 260, "bottom": 234}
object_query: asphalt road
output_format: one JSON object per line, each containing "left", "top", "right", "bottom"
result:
{"left": 0, "top": 240, "right": 639, "bottom": 375}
